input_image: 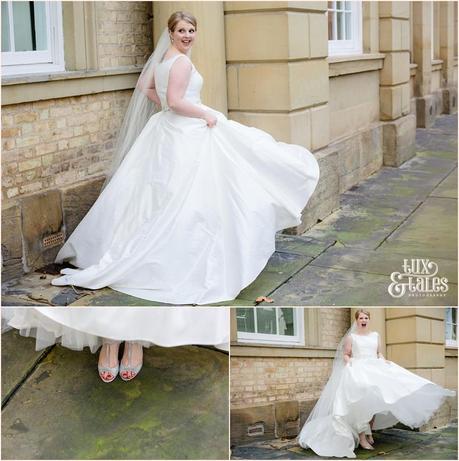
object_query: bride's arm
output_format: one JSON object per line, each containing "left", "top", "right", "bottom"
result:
{"left": 167, "top": 58, "right": 216, "bottom": 126}
{"left": 343, "top": 335, "right": 352, "bottom": 365}
{"left": 138, "top": 74, "right": 161, "bottom": 106}
{"left": 143, "top": 88, "right": 161, "bottom": 106}
{"left": 376, "top": 332, "right": 389, "bottom": 361}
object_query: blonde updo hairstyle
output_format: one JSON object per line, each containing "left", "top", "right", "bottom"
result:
{"left": 168, "top": 11, "right": 197, "bottom": 33}
{"left": 354, "top": 309, "right": 371, "bottom": 320}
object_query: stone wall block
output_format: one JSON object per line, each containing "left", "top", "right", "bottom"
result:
{"left": 21, "top": 189, "right": 63, "bottom": 270}
{"left": 230, "top": 404, "right": 275, "bottom": 445}
{"left": 228, "top": 110, "right": 312, "bottom": 149}
{"left": 228, "top": 63, "right": 290, "bottom": 111}
{"left": 1, "top": 204, "right": 24, "bottom": 281}
{"left": 415, "top": 94, "right": 436, "bottom": 128}
{"left": 224, "top": 2, "right": 327, "bottom": 12}
{"left": 379, "top": 1, "right": 410, "bottom": 19}
{"left": 225, "top": 12, "right": 291, "bottom": 61}
{"left": 380, "top": 52, "right": 410, "bottom": 86}
{"left": 379, "top": 18, "right": 409, "bottom": 52}
{"left": 308, "top": 11, "right": 327, "bottom": 58}
{"left": 62, "top": 177, "right": 105, "bottom": 238}
{"left": 310, "top": 104, "right": 329, "bottom": 150}
{"left": 289, "top": 60, "right": 329, "bottom": 109}
{"left": 295, "top": 147, "right": 339, "bottom": 233}
{"left": 382, "top": 113, "right": 416, "bottom": 166}
{"left": 442, "top": 87, "right": 458, "bottom": 114}
{"left": 274, "top": 400, "right": 299, "bottom": 438}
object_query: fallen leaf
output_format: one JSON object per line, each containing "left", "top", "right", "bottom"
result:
{"left": 255, "top": 296, "right": 274, "bottom": 303}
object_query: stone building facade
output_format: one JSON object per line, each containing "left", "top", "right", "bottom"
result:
{"left": 1, "top": 1, "right": 458, "bottom": 281}
{"left": 230, "top": 307, "right": 458, "bottom": 445}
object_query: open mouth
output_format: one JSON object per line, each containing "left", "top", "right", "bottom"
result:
{"left": 361, "top": 322, "right": 367, "bottom": 327}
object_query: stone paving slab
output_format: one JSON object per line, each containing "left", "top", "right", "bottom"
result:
{"left": 380, "top": 197, "right": 457, "bottom": 261}
{"left": 275, "top": 235, "right": 336, "bottom": 258}
{"left": 231, "top": 424, "right": 458, "bottom": 459}
{"left": 234, "top": 252, "right": 313, "bottom": 304}
{"left": 310, "top": 246, "right": 457, "bottom": 281}
{"left": 264, "top": 264, "right": 457, "bottom": 306}
{"left": 2, "top": 341, "right": 228, "bottom": 459}
{"left": 69, "top": 289, "right": 168, "bottom": 306}
{"left": 1, "top": 329, "right": 48, "bottom": 403}
{"left": 430, "top": 169, "right": 458, "bottom": 199}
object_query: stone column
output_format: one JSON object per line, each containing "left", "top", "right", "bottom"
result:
{"left": 386, "top": 307, "right": 457, "bottom": 428}
{"left": 412, "top": 1, "right": 436, "bottom": 127}
{"left": 153, "top": 2, "right": 228, "bottom": 114}
{"left": 386, "top": 308, "right": 446, "bottom": 384}
{"left": 225, "top": 1, "right": 329, "bottom": 150}
{"left": 439, "top": 1, "right": 457, "bottom": 113}
{"left": 379, "top": 1, "right": 415, "bottom": 166}
{"left": 224, "top": 1, "right": 330, "bottom": 233}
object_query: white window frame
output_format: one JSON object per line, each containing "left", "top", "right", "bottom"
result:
{"left": 328, "top": 1, "right": 362, "bottom": 56}
{"left": 445, "top": 307, "right": 457, "bottom": 348}
{"left": 236, "top": 308, "right": 305, "bottom": 346}
{"left": 2, "top": 1, "right": 65, "bottom": 76}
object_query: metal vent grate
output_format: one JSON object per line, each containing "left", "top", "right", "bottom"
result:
{"left": 247, "top": 423, "right": 264, "bottom": 437}
{"left": 42, "top": 231, "right": 65, "bottom": 249}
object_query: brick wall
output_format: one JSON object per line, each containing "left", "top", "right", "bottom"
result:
{"left": 230, "top": 308, "right": 351, "bottom": 444}
{"left": 319, "top": 307, "right": 351, "bottom": 348}
{"left": 231, "top": 308, "right": 350, "bottom": 409}
{"left": 96, "top": 1, "right": 153, "bottom": 69}
{"left": 2, "top": 91, "right": 131, "bottom": 205}
{"left": 231, "top": 357, "right": 332, "bottom": 409}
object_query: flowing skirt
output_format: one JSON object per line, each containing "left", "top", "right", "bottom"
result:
{"left": 298, "top": 357, "right": 455, "bottom": 458}
{"left": 2, "top": 307, "right": 229, "bottom": 352}
{"left": 51, "top": 104, "right": 320, "bottom": 304}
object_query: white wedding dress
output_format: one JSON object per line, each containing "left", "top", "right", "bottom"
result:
{"left": 298, "top": 331, "right": 455, "bottom": 458}
{"left": 51, "top": 53, "right": 320, "bottom": 305}
{"left": 2, "top": 307, "right": 229, "bottom": 352}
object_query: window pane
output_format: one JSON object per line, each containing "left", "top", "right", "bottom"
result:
{"left": 278, "top": 308, "right": 295, "bottom": 336}
{"left": 236, "top": 308, "right": 255, "bottom": 333}
{"left": 34, "top": 2, "right": 47, "bottom": 50}
{"left": 256, "top": 308, "right": 277, "bottom": 335}
{"left": 344, "top": 1, "right": 352, "bottom": 11}
{"left": 336, "top": 1, "right": 343, "bottom": 11}
{"left": 328, "top": 10, "right": 334, "bottom": 40}
{"left": 1, "top": 2, "right": 11, "bottom": 52}
{"left": 12, "top": 1, "right": 47, "bottom": 52}
{"left": 345, "top": 12, "right": 352, "bottom": 39}
{"left": 337, "top": 11, "right": 344, "bottom": 40}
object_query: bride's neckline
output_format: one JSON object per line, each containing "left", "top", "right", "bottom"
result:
{"left": 353, "top": 330, "right": 374, "bottom": 336}
{"left": 160, "top": 53, "right": 187, "bottom": 64}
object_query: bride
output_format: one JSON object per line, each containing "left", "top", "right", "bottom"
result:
{"left": 298, "top": 309, "right": 456, "bottom": 458}
{"left": 50, "top": 11, "right": 320, "bottom": 305}
{"left": 2, "top": 307, "right": 229, "bottom": 383}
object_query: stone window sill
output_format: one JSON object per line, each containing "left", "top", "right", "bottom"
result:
{"left": 328, "top": 53, "right": 385, "bottom": 77}
{"left": 231, "top": 342, "right": 336, "bottom": 359}
{"left": 431, "top": 59, "right": 444, "bottom": 71}
{"left": 445, "top": 346, "right": 458, "bottom": 357}
{"left": 2, "top": 66, "right": 142, "bottom": 105}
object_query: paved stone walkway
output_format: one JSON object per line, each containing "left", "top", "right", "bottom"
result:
{"left": 231, "top": 423, "right": 458, "bottom": 460}
{"left": 2, "top": 114, "right": 457, "bottom": 306}
{"left": 1, "top": 329, "right": 229, "bottom": 459}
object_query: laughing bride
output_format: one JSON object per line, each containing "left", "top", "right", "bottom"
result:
{"left": 298, "top": 309, "right": 456, "bottom": 458}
